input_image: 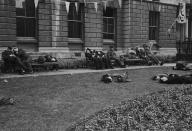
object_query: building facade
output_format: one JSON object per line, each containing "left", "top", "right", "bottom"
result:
{"left": 0, "top": 0, "right": 191, "bottom": 58}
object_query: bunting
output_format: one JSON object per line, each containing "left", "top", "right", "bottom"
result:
{"left": 65, "top": 1, "right": 70, "bottom": 14}
{"left": 103, "top": 1, "right": 107, "bottom": 11}
{"left": 51, "top": 0, "right": 122, "bottom": 14}
{"left": 35, "top": 0, "right": 39, "bottom": 7}
{"left": 118, "top": 0, "right": 122, "bottom": 8}
{"left": 75, "top": 2, "right": 79, "bottom": 13}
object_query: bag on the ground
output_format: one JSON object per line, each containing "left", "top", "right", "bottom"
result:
{"left": 44, "top": 55, "right": 57, "bottom": 62}
{"left": 101, "top": 74, "right": 112, "bottom": 83}
{"left": 0, "top": 97, "right": 14, "bottom": 106}
{"left": 173, "top": 61, "right": 187, "bottom": 70}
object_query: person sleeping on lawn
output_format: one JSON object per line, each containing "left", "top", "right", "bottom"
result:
{"left": 152, "top": 73, "right": 192, "bottom": 84}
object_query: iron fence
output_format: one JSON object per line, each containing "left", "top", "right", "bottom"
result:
{"left": 176, "top": 39, "right": 192, "bottom": 60}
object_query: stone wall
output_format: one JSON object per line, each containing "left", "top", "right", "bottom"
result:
{"left": 122, "top": 0, "right": 177, "bottom": 50}
{"left": 38, "top": 0, "right": 68, "bottom": 52}
{"left": 0, "top": 0, "right": 180, "bottom": 58}
{"left": 0, "top": 0, "right": 16, "bottom": 48}
{"left": 84, "top": 3, "right": 103, "bottom": 50}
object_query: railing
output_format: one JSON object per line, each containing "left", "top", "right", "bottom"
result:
{"left": 176, "top": 39, "right": 192, "bottom": 60}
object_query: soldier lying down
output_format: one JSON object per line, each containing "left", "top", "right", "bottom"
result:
{"left": 152, "top": 73, "right": 192, "bottom": 84}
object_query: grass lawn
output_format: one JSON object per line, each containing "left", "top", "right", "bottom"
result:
{"left": 0, "top": 66, "right": 190, "bottom": 130}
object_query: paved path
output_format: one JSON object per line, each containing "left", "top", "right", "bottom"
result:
{"left": 0, "top": 63, "right": 175, "bottom": 79}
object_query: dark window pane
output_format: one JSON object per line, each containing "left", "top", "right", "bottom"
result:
{"left": 77, "top": 22, "right": 82, "bottom": 38}
{"left": 103, "top": 7, "right": 116, "bottom": 39}
{"left": 103, "top": 33, "right": 108, "bottom": 39}
{"left": 108, "top": 25, "right": 114, "bottom": 33}
{"left": 108, "top": 18, "right": 114, "bottom": 25}
{"left": 68, "top": 21, "right": 73, "bottom": 37}
{"left": 26, "top": 0, "right": 35, "bottom": 17}
{"left": 68, "top": 3, "right": 77, "bottom": 20}
{"left": 108, "top": 34, "right": 114, "bottom": 39}
{"left": 25, "top": 18, "right": 36, "bottom": 37}
{"left": 103, "top": 19, "right": 107, "bottom": 32}
{"left": 16, "top": 0, "right": 36, "bottom": 37}
{"left": 68, "top": 4, "right": 83, "bottom": 38}
{"left": 16, "top": 18, "right": 25, "bottom": 36}
{"left": 103, "top": 7, "right": 114, "bottom": 17}
{"left": 16, "top": 0, "right": 25, "bottom": 16}
{"left": 149, "top": 11, "right": 159, "bottom": 40}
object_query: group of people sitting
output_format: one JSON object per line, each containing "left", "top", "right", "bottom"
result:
{"left": 85, "top": 43, "right": 163, "bottom": 70}
{"left": 129, "top": 44, "right": 163, "bottom": 66}
{"left": 1, "top": 46, "right": 33, "bottom": 75}
{"left": 85, "top": 47, "right": 126, "bottom": 69}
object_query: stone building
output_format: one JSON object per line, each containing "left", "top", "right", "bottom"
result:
{"left": 0, "top": 0, "right": 191, "bottom": 58}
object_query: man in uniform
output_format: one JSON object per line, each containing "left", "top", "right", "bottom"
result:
{"left": 13, "top": 47, "right": 33, "bottom": 74}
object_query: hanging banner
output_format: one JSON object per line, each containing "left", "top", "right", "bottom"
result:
{"left": 75, "top": 2, "right": 79, "bottom": 13}
{"left": 118, "top": 0, "right": 122, "bottom": 8}
{"left": 177, "top": 2, "right": 186, "bottom": 24}
{"left": 65, "top": 1, "right": 70, "bottom": 14}
{"left": 103, "top": 0, "right": 107, "bottom": 11}
{"left": 34, "top": 0, "right": 39, "bottom": 7}
{"left": 94, "top": 2, "right": 98, "bottom": 12}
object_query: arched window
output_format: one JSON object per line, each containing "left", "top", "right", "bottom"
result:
{"left": 16, "top": 0, "right": 36, "bottom": 37}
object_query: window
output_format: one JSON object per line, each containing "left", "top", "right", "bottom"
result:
{"left": 103, "top": 7, "right": 116, "bottom": 40}
{"left": 68, "top": 3, "right": 84, "bottom": 38}
{"left": 149, "top": 11, "right": 160, "bottom": 41}
{"left": 16, "top": 0, "right": 36, "bottom": 37}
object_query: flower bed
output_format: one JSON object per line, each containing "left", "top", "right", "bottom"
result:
{"left": 70, "top": 86, "right": 192, "bottom": 131}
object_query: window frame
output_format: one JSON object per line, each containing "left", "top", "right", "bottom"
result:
{"left": 103, "top": 7, "right": 117, "bottom": 41}
{"left": 149, "top": 11, "right": 160, "bottom": 41}
{"left": 67, "top": 3, "right": 84, "bottom": 40}
{"left": 16, "top": 0, "right": 37, "bottom": 39}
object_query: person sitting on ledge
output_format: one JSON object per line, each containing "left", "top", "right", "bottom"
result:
{"left": 1, "top": 46, "right": 27, "bottom": 74}
{"left": 107, "top": 46, "right": 126, "bottom": 68}
{"left": 12, "top": 47, "right": 33, "bottom": 74}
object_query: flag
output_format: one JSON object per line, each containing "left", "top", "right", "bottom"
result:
{"left": 177, "top": 2, "right": 186, "bottom": 24}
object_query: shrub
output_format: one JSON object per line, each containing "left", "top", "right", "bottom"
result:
{"left": 71, "top": 86, "right": 192, "bottom": 131}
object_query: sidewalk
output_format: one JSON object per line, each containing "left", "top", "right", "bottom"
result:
{"left": 0, "top": 63, "right": 175, "bottom": 79}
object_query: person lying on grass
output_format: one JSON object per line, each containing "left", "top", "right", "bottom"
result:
{"left": 152, "top": 73, "right": 192, "bottom": 84}
{"left": 101, "top": 72, "right": 132, "bottom": 83}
